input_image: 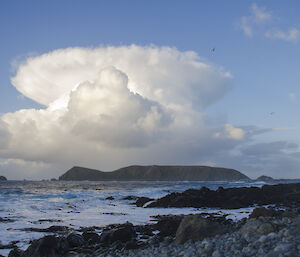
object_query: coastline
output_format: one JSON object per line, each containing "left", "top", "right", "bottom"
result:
{"left": 2, "top": 182, "right": 299, "bottom": 257}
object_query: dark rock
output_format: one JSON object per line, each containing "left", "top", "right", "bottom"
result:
{"left": 175, "top": 215, "right": 228, "bottom": 244}
{"left": 0, "top": 176, "right": 7, "bottom": 181}
{"left": 135, "top": 224, "right": 154, "bottom": 236}
{"left": 121, "top": 195, "right": 138, "bottom": 200}
{"left": 36, "top": 219, "right": 63, "bottom": 223}
{"left": 240, "top": 219, "right": 276, "bottom": 236}
{"left": 105, "top": 196, "right": 114, "bottom": 200}
{"left": 22, "top": 235, "right": 61, "bottom": 257}
{"left": 148, "top": 183, "right": 300, "bottom": 209}
{"left": 282, "top": 210, "right": 297, "bottom": 218}
{"left": 249, "top": 207, "right": 279, "bottom": 218}
{"left": 66, "top": 233, "right": 84, "bottom": 248}
{"left": 284, "top": 192, "right": 300, "bottom": 203}
{"left": 124, "top": 240, "right": 139, "bottom": 250}
{"left": 22, "top": 225, "right": 69, "bottom": 233}
{"left": 0, "top": 217, "right": 15, "bottom": 223}
{"left": 82, "top": 232, "right": 101, "bottom": 244}
{"left": 135, "top": 197, "right": 153, "bottom": 207}
{"left": 153, "top": 215, "right": 183, "bottom": 237}
{"left": 100, "top": 222, "right": 136, "bottom": 244}
{"left": 8, "top": 248, "right": 24, "bottom": 257}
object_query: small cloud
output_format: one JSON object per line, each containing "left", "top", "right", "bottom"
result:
{"left": 239, "top": 16, "right": 253, "bottom": 37}
{"left": 251, "top": 4, "right": 271, "bottom": 24}
{"left": 225, "top": 124, "right": 245, "bottom": 140}
{"left": 238, "top": 3, "right": 271, "bottom": 37}
{"left": 265, "top": 28, "right": 300, "bottom": 42}
{"left": 289, "top": 93, "right": 296, "bottom": 102}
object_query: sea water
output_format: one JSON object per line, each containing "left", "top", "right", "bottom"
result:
{"left": 0, "top": 180, "right": 298, "bottom": 255}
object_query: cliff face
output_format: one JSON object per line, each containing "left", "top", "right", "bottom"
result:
{"left": 59, "top": 165, "right": 249, "bottom": 181}
{"left": 0, "top": 176, "right": 7, "bottom": 181}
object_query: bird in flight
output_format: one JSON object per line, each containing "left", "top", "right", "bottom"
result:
{"left": 270, "top": 112, "right": 275, "bottom": 115}
{"left": 211, "top": 47, "right": 216, "bottom": 52}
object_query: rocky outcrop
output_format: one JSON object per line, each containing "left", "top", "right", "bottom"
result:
{"left": 59, "top": 165, "right": 249, "bottom": 181}
{"left": 175, "top": 215, "right": 228, "bottom": 244}
{"left": 0, "top": 175, "right": 7, "bottom": 181}
{"left": 256, "top": 175, "right": 274, "bottom": 181}
{"left": 147, "top": 183, "right": 300, "bottom": 209}
{"left": 8, "top": 207, "right": 300, "bottom": 257}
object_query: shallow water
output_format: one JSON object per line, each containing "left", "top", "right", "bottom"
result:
{"left": 0, "top": 180, "right": 299, "bottom": 255}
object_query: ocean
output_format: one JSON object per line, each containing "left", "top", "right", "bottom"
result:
{"left": 0, "top": 179, "right": 299, "bottom": 255}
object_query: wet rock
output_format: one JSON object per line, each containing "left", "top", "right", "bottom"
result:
{"left": 135, "top": 197, "right": 153, "bottom": 207}
{"left": 0, "top": 217, "right": 15, "bottom": 223}
{"left": 121, "top": 195, "right": 138, "bottom": 200}
{"left": 282, "top": 210, "right": 297, "bottom": 218}
{"left": 124, "top": 239, "right": 139, "bottom": 250}
{"left": 8, "top": 248, "right": 24, "bottom": 257}
{"left": 37, "top": 219, "right": 63, "bottom": 223}
{"left": 22, "top": 235, "right": 61, "bottom": 257}
{"left": 147, "top": 183, "right": 300, "bottom": 209}
{"left": 249, "top": 207, "right": 279, "bottom": 218}
{"left": 240, "top": 219, "right": 276, "bottom": 236}
{"left": 175, "top": 215, "right": 227, "bottom": 244}
{"left": 82, "top": 231, "right": 101, "bottom": 244}
{"left": 22, "top": 225, "right": 70, "bottom": 233}
{"left": 153, "top": 215, "right": 183, "bottom": 237}
{"left": 105, "top": 196, "right": 114, "bottom": 200}
{"left": 100, "top": 222, "right": 136, "bottom": 244}
{"left": 66, "top": 233, "right": 84, "bottom": 248}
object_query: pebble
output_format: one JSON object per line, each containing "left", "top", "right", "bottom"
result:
{"left": 94, "top": 213, "right": 300, "bottom": 257}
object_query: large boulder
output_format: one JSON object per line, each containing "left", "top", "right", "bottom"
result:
{"left": 66, "top": 233, "right": 84, "bottom": 248}
{"left": 153, "top": 215, "right": 183, "bottom": 237}
{"left": 82, "top": 231, "right": 101, "bottom": 244}
{"left": 175, "top": 215, "right": 227, "bottom": 244}
{"left": 22, "top": 235, "right": 61, "bottom": 257}
{"left": 239, "top": 218, "right": 276, "bottom": 236}
{"left": 249, "top": 207, "right": 280, "bottom": 218}
{"left": 100, "top": 222, "right": 136, "bottom": 244}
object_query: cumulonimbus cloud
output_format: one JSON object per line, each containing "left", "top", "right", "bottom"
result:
{"left": 0, "top": 45, "right": 259, "bottom": 178}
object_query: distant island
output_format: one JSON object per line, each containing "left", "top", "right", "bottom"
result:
{"left": 59, "top": 165, "right": 250, "bottom": 181}
{"left": 0, "top": 175, "right": 7, "bottom": 181}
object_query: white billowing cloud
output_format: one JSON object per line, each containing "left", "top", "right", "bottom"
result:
{"left": 2, "top": 45, "right": 299, "bottom": 179}
{"left": 265, "top": 28, "right": 300, "bottom": 42}
{"left": 0, "top": 45, "right": 244, "bottom": 178}
{"left": 238, "top": 3, "right": 271, "bottom": 37}
{"left": 11, "top": 46, "right": 232, "bottom": 109}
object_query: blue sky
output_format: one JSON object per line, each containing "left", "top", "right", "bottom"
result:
{"left": 0, "top": 1, "right": 299, "bottom": 179}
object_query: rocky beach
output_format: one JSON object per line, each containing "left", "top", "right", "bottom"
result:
{"left": 2, "top": 182, "right": 299, "bottom": 257}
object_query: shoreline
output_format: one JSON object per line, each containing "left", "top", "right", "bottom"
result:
{"left": 2, "top": 182, "right": 300, "bottom": 257}
{"left": 5, "top": 206, "right": 300, "bottom": 257}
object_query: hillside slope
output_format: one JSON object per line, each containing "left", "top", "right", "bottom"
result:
{"left": 59, "top": 165, "right": 249, "bottom": 181}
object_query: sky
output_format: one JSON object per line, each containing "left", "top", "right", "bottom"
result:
{"left": 0, "top": 0, "right": 300, "bottom": 179}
